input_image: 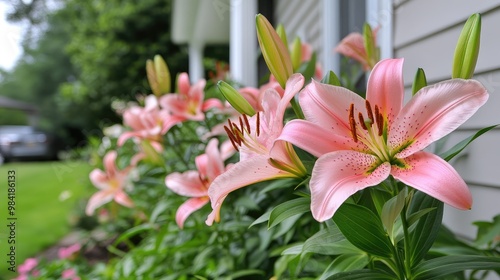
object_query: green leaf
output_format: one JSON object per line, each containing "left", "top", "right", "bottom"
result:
{"left": 326, "top": 269, "right": 397, "bottom": 280}
{"left": 268, "top": 197, "right": 310, "bottom": 228}
{"left": 408, "top": 192, "right": 443, "bottom": 267}
{"left": 333, "top": 203, "right": 393, "bottom": 258}
{"left": 439, "top": 125, "right": 498, "bottom": 161}
{"left": 413, "top": 255, "right": 500, "bottom": 280}
{"left": 411, "top": 68, "right": 427, "bottom": 95}
{"left": 381, "top": 188, "right": 407, "bottom": 242}
{"left": 319, "top": 254, "right": 369, "bottom": 280}
{"left": 249, "top": 210, "right": 271, "bottom": 228}
{"left": 226, "top": 269, "right": 264, "bottom": 279}
{"left": 321, "top": 70, "right": 341, "bottom": 86}
{"left": 301, "top": 225, "right": 361, "bottom": 256}
{"left": 473, "top": 214, "right": 500, "bottom": 248}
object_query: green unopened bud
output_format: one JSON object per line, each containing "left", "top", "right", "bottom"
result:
{"left": 256, "top": 14, "right": 293, "bottom": 88}
{"left": 276, "top": 24, "right": 289, "bottom": 51}
{"left": 321, "top": 70, "right": 341, "bottom": 86}
{"left": 218, "top": 81, "right": 256, "bottom": 116}
{"left": 452, "top": 13, "right": 481, "bottom": 79}
{"left": 146, "top": 55, "right": 171, "bottom": 96}
{"left": 291, "top": 37, "right": 302, "bottom": 71}
{"left": 363, "top": 23, "right": 378, "bottom": 69}
{"left": 412, "top": 68, "right": 427, "bottom": 96}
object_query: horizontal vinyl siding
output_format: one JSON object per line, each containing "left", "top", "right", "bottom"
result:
{"left": 274, "top": 0, "right": 323, "bottom": 63}
{"left": 394, "top": 0, "right": 500, "bottom": 240}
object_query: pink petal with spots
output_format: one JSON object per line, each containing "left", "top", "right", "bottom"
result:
{"left": 206, "top": 155, "right": 293, "bottom": 225}
{"left": 299, "top": 80, "right": 366, "bottom": 137}
{"left": 366, "top": 58, "right": 404, "bottom": 125}
{"left": 391, "top": 151, "right": 472, "bottom": 210}
{"left": 310, "top": 151, "right": 391, "bottom": 222}
{"left": 176, "top": 196, "right": 210, "bottom": 229}
{"left": 279, "top": 119, "right": 362, "bottom": 158}
{"left": 390, "top": 79, "right": 488, "bottom": 158}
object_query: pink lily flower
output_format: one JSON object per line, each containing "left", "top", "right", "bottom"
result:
{"left": 118, "top": 95, "right": 180, "bottom": 146}
{"left": 335, "top": 28, "right": 378, "bottom": 71}
{"left": 279, "top": 58, "right": 488, "bottom": 222}
{"left": 61, "top": 268, "right": 80, "bottom": 280}
{"left": 86, "top": 151, "right": 134, "bottom": 215}
{"left": 58, "top": 243, "right": 81, "bottom": 260}
{"left": 165, "top": 139, "right": 227, "bottom": 228}
{"left": 206, "top": 74, "right": 307, "bottom": 225}
{"left": 17, "top": 258, "right": 38, "bottom": 274}
{"left": 159, "top": 72, "right": 223, "bottom": 121}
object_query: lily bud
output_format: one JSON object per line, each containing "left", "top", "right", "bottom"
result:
{"left": 362, "top": 23, "right": 378, "bottom": 70}
{"left": 256, "top": 14, "right": 293, "bottom": 88}
{"left": 321, "top": 70, "right": 341, "bottom": 86}
{"left": 412, "top": 68, "right": 427, "bottom": 96}
{"left": 452, "top": 13, "right": 481, "bottom": 79}
{"left": 291, "top": 37, "right": 302, "bottom": 71}
{"left": 146, "top": 55, "right": 171, "bottom": 96}
{"left": 218, "top": 81, "right": 256, "bottom": 116}
{"left": 276, "top": 24, "right": 289, "bottom": 51}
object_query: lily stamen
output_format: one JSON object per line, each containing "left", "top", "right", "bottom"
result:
{"left": 348, "top": 103, "right": 358, "bottom": 142}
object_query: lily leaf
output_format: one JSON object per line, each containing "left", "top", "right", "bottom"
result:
{"left": 413, "top": 255, "right": 500, "bottom": 280}
{"left": 268, "top": 197, "right": 310, "bottom": 228}
{"left": 439, "top": 125, "right": 498, "bottom": 161}
{"left": 326, "top": 269, "right": 397, "bottom": 280}
{"left": 412, "top": 68, "right": 427, "bottom": 95}
{"left": 318, "top": 254, "right": 369, "bottom": 280}
{"left": 333, "top": 203, "right": 393, "bottom": 258}
{"left": 321, "top": 70, "right": 341, "bottom": 86}
{"left": 407, "top": 191, "right": 443, "bottom": 267}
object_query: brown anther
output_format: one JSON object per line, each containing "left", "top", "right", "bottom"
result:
{"left": 365, "top": 100, "right": 374, "bottom": 123}
{"left": 348, "top": 104, "right": 358, "bottom": 142}
{"left": 224, "top": 125, "right": 240, "bottom": 152}
{"left": 374, "top": 105, "right": 384, "bottom": 136}
{"left": 358, "top": 112, "right": 368, "bottom": 130}
{"left": 242, "top": 114, "right": 251, "bottom": 133}
{"left": 239, "top": 116, "right": 245, "bottom": 133}
{"left": 256, "top": 112, "right": 260, "bottom": 136}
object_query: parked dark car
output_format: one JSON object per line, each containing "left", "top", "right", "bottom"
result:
{"left": 0, "top": 125, "right": 59, "bottom": 164}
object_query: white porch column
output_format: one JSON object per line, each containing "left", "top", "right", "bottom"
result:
{"left": 188, "top": 42, "right": 205, "bottom": 83}
{"left": 230, "top": 0, "right": 258, "bottom": 87}
{"left": 322, "top": 0, "right": 340, "bottom": 75}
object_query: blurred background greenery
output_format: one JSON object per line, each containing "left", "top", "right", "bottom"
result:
{"left": 0, "top": 0, "right": 229, "bottom": 151}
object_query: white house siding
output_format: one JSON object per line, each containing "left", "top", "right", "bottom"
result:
{"left": 394, "top": 0, "right": 500, "bottom": 240}
{"left": 274, "top": 0, "right": 323, "bottom": 65}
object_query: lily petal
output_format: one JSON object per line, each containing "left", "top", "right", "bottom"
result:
{"left": 206, "top": 155, "right": 293, "bottom": 225}
{"left": 178, "top": 73, "right": 191, "bottom": 95}
{"left": 176, "top": 197, "right": 210, "bottom": 229}
{"left": 390, "top": 79, "right": 488, "bottom": 158}
{"left": 366, "top": 58, "right": 404, "bottom": 125}
{"left": 103, "top": 151, "right": 118, "bottom": 178}
{"left": 205, "top": 139, "right": 225, "bottom": 181}
{"left": 166, "top": 171, "right": 207, "bottom": 197}
{"left": 279, "top": 120, "right": 362, "bottom": 158}
{"left": 391, "top": 151, "right": 472, "bottom": 210}
{"left": 310, "top": 151, "right": 391, "bottom": 221}
{"left": 114, "top": 191, "right": 134, "bottom": 208}
{"left": 300, "top": 80, "right": 366, "bottom": 137}
{"left": 85, "top": 190, "right": 114, "bottom": 215}
{"left": 89, "top": 169, "right": 109, "bottom": 190}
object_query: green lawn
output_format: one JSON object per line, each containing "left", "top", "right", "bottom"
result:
{"left": 0, "top": 161, "right": 93, "bottom": 278}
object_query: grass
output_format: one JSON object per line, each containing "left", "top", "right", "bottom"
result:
{"left": 0, "top": 161, "right": 93, "bottom": 278}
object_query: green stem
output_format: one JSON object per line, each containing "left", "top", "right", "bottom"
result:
{"left": 400, "top": 193, "right": 412, "bottom": 280}
{"left": 290, "top": 96, "right": 304, "bottom": 119}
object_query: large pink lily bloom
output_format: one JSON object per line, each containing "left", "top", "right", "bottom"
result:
{"left": 279, "top": 58, "right": 488, "bottom": 222}
{"left": 86, "top": 151, "right": 134, "bottom": 215}
{"left": 206, "top": 74, "right": 307, "bottom": 225}
{"left": 118, "top": 95, "right": 180, "bottom": 146}
{"left": 165, "top": 139, "right": 227, "bottom": 228}
{"left": 159, "top": 72, "right": 223, "bottom": 121}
